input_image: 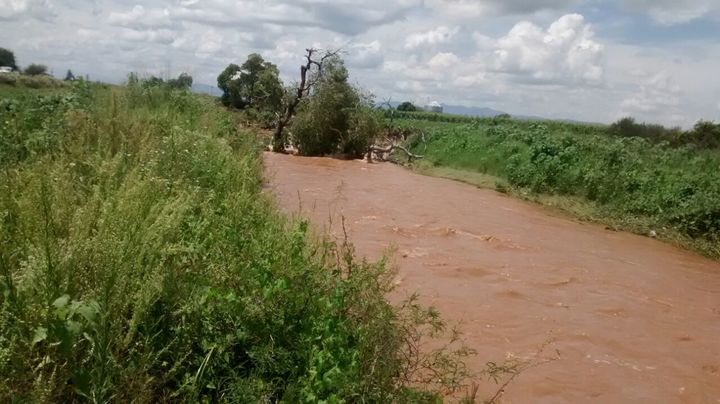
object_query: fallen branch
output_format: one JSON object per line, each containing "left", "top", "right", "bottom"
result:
{"left": 369, "top": 143, "right": 423, "bottom": 163}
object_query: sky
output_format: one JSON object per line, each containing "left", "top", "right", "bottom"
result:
{"left": 2, "top": 0, "right": 720, "bottom": 126}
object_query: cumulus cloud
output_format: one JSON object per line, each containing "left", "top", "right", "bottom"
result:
{"left": 493, "top": 14, "right": 604, "bottom": 86}
{"left": 405, "top": 26, "right": 459, "bottom": 49}
{"left": 424, "top": 0, "right": 580, "bottom": 18}
{"left": 347, "top": 41, "right": 384, "bottom": 69}
{"left": 427, "top": 52, "right": 460, "bottom": 69}
{"left": 119, "top": 28, "right": 176, "bottom": 45}
{"left": 108, "top": 5, "right": 173, "bottom": 29}
{"left": 2, "top": 0, "right": 718, "bottom": 126}
{"left": 620, "top": 71, "right": 682, "bottom": 120}
{"left": 168, "top": 0, "right": 417, "bottom": 35}
{"left": 0, "top": 0, "right": 55, "bottom": 21}
{"left": 621, "top": 0, "right": 718, "bottom": 25}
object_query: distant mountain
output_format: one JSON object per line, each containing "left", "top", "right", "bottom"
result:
{"left": 192, "top": 83, "right": 222, "bottom": 97}
{"left": 442, "top": 104, "right": 508, "bottom": 117}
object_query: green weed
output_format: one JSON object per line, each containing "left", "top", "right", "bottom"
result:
{"left": 1, "top": 84, "right": 473, "bottom": 402}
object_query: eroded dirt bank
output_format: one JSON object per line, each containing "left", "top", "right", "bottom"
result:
{"left": 263, "top": 152, "right": 720, "bottom": 403}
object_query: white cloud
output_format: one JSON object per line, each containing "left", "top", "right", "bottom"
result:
{"left": 493, "top": 14, "right": 604, "bottom": 86}
{"left": 621, "top": 0, "right": 718, "bottom": 25}
{"left": 108, "top": 5, "right": 173, "bottom": 29}
{"left": 620, "top": 71, "right": 683, "bottom": 122}
{"left": 196, "top": 30, "right": 224, "bottom": 57}
{"left": 347, "top": 40, "right": 384, "bottom": 69}
{"left": 427, "top": 52, "right": 460, "bottom": 69}
{"left": 424, "top": 0, "right": 580, "bottom": 18}
{"left": 120, "top": 28, "right": 176, "bottom": 45}
{"left": 405, "top": 26, "right": 459, "bottom": 49}
{"left": 2, "top": 1, "right": 719, "bottom": 127}
{"left": 0, "top": 0, "right": 55, "bottom": 20}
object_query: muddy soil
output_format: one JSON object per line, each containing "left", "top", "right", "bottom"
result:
{"left": 263, "top": 152, "right": 720, "bottom": 403}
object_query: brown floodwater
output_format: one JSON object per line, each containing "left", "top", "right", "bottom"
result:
{"left": 263, "top": 152, "right": 720, "bottom": 403}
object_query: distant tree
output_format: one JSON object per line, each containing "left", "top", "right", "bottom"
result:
{"left": 144, "top": 75, "right": 165, "bottom": 87}
{"left": 23, "top": 64, "right": 47, "bottom": 76}
{"left": 291, "top": 55, "right": 380, "bottom": 157}
{"left": 168, "top": 72, "right": 193, "bottom": 89}
{"left": 689, "top": 120, "right": 720, "bottom": 149}
{"left": 64, "top": 69, "right": 75, "bottom": 81}
{"left": 609, "top": 117, "right": 639, "bottom": 138}
{"left": 217, "top": 54, "right": 283, "bottom": 110}
{"left": 217, "top": 63, "right": 242, "bottom": 107}
{"left": 0, "top": 48, "right": 18, "bottom": 71}
{"left": 396, "top": 101, "right": 418, "bottom": 112}
{"left": 177, "top": 72, "right": 192, "bottom": 89}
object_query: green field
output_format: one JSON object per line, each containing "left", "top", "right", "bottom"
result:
{"left": 397, "top": 114, "right": 720, "bottom": 258}
{"left": 0, "top": 83, "right": 469, "bottom": 401}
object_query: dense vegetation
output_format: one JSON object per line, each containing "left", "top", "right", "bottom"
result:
{"left": 0, "top": 72, "right": 70, "bottom": 89}
{"left": 0, "top": 82, "right": 470, "bottom": 401}
{"left": 217, "top": 54, "right": 285, "bottom": 127}
{"left": 0, "top": 47, "right": 18, "bottom": 71}
{"left": 289, "top": 57, "right": 382, "bottom": 157}
{"left": 399, "top": 116, "right": 720, "bottom": 257}
{"left": 218, "top": 52, "right": 382, "bottom": 156}
{"left": 394, "top": 110, "right": 720, "bottom": 150}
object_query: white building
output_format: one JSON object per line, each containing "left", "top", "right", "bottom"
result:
{"left": 424, "top": 101, "right": 443, "bottom": 113}
{"left": 0, "top": 66, "right": 13, "bottom": 74}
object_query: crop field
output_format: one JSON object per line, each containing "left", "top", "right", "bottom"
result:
{"left": 396, "top": 114, "right": 720, "bottom": 257}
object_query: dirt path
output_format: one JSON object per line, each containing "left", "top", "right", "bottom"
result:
{"left": 263, "top": 153, "right": 720, "bottom": 403}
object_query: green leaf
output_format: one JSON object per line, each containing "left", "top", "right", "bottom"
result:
{"left": 52, "top": 294, "right": 70, "bottom": 309}
{"left": 76, "top": 301, "right": 99, "bottom": 323}
{"left": 32, "top": 327, "right": 48, "bottom": 345}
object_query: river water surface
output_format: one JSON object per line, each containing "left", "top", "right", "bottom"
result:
{"left": 263, "top": 152, "right": 720, "bottom": 403}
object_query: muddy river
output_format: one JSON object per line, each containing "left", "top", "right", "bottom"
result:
{"left": 263, "top": 152, "right": 720, "bottom": 403}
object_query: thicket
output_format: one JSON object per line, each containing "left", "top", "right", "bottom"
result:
{"left": 217, "top": 54, "right": 284, "bottom": 128}
{"left": 0, "top": 72, "right": 69, "bottom": 89}
{"left": 289, "top": 57, "right": 382, "bottom": 157}
{"left": 403, "top": 118, "right": 720, "bottom": 256}
{"left": 127, "top": 72, "right": 193, "bottom": 90}
{"left": 0, "top": 82, "right": 471, "bottom": 401}
{"left": 609, "top": 117, "right": 720, "bottom": 149}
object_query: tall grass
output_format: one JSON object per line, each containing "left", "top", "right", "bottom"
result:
{"left": 401, "top": 118, "right": 720, "bottom": 257}
{"left": 1, "top": 83, "right": 471, "bottom": 401}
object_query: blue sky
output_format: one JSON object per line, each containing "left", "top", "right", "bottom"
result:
{"left": 2, "top": 0, "right": 719, "bottom": 126}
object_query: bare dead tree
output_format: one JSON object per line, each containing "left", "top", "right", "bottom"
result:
{"left": 272, "top": 48, "right": 341, "bottom": 152}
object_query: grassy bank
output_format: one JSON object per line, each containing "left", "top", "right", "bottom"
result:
{"left": 399, "top": 117, "right": 720, "bottom": 258}
{"left": 0, "top": 83, "right": 469, "bottom": 401}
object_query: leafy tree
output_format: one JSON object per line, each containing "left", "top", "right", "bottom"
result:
{"left": 217, "top": 54, "right": 283, "bottom": 110}
{"left": 64, "top": 69, "right": 75, "bottom": 81}
{"left": 689, "top": 120, "right": 720, "bottom": 149}
{"left": 168, "top": 72, "right": 193, "bottom": 89}
{"left": 23, "top": 63, "right": 47, "bottom": 76}
{"left": 143, "top": 75, "right": 165, "bottom": 87}
{"left": 291, "top": 56, "right": 380, "bottom": 157}
{"left": 0, "top": 47, "right": 17, "bottom": 70}
{"left": 396, "top": 101, "right": 417, "bottom": 112}
{"left": 217, "top": 63, "right": 242, "bottom": 107}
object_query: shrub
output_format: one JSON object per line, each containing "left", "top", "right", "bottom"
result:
{"left": 397, "top": 101, "right": 418, "bottom": 112}
{"left": 291, "top": 57, "right": 381, "bottom": 157}
{"left": 0, "top": 85, "right": 472, "bottom": 401}
{"left": 0, "top": 72, "right": 17, "bottom": 85}
{"left": 22, "top": 63, "right": 48, "bottom": 76}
